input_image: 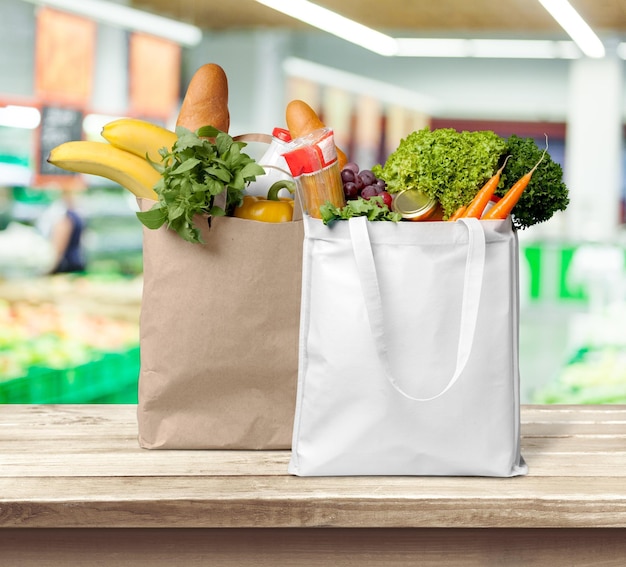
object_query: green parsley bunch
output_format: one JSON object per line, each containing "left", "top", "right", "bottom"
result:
{"left": 136, "top": 126, "right": 264, "bottom": 243}
{"left": 320, "top": 196, "right": 402, "bottom": 225}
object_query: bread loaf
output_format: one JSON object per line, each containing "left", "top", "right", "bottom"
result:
{"left": 285, "top": 99, "right": 348, "bottom": 168}
{"left": 177, "top": 63, "right": 230, "bottom": 133}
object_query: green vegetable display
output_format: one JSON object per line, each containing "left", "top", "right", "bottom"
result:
{"left": 136, "top": 126, "right": 265, "bottom": 243}
{"left": 320, "top": 196, "right": 402, "bottom": 225}
{"left": 534, "top": 346, "right": 626, "bottom": 404}
{"left": 372, "top": 128, "right": 506, "bottom": 219}
{"left": 498, "top": 135, "right": 569, "bottom": 230}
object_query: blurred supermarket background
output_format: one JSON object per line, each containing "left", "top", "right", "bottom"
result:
{"left": 1, "top": 0, "right": 626, "bottom": 404}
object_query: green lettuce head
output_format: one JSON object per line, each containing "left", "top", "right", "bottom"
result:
{"left": 373, "top": 127, "right": 506, "bottom": 219}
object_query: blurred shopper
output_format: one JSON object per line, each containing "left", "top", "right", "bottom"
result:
{"left": 42, "top": 190, "right": 86, "bottom": 274}
{"left": 0, "top": 186, "right": 11, "bottom": 231}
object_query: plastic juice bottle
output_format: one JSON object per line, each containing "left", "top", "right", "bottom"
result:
{"left": 246, "top": 127, "right": 293, "bottom": 198}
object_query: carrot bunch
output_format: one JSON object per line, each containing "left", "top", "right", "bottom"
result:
{"left": 449, "top": 137, "right": 548, "bottom": 222}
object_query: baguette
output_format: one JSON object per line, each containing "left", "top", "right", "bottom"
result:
{"left": 177, "top": 63, "right": 230, "bottom": 133}
{"left": 285, "top": 99, "right": 348, "bottom": 168}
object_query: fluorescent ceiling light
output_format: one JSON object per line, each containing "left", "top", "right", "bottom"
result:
{"left": 395, "top": 38, "right": 469, "bottom": 58}
{"left": 256, "top": 0, "right": 586, "bottom": 60}
{"left": 0, "top": 105, "right": 41, "bottom": 129}
{"left": 536, "top": 0, "right": 605, "bottom": 58}
{"left": 255, "top": 0, "right": 398, "bottom": 56}
{"left": 83, "top": 113, "right": 125, "bottom": 137}
{"left": 20, "top": 0, "right": 203, "bottom": 47}
{"left": 395, "top": 38, "right": 581, "bottom": 59}
{"left": 283, "top": 57, "right": 441, "bottom": 114}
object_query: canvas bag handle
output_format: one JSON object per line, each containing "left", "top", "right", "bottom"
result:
{"left": 348, "top": 216, "right": 486, "bottom": 402}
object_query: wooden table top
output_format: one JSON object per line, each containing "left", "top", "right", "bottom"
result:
{"left": 1, "top": 404, "right": 625, "bottom": 529}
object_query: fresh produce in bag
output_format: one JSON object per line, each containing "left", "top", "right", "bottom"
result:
{"left": 233, "top": 181, "right": 295, "bottom": 223}
{"left": 46, "top": 63, "right": 305, "bottom": 450}
{"left": 372, "top": 127, "right": 569, "bottom": 228}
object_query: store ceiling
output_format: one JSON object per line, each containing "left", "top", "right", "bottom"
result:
{"left": 130, "top": 0, "right": 626, "bottom": 35}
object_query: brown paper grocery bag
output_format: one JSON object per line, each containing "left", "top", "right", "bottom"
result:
{"left": 137, "top": 200, "right": 303, "bottom": 449}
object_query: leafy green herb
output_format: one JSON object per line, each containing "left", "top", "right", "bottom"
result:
{"left": 499, "top": 135, "right": 569, "bottom": 230}
{"left": 372, "top": 127, "right": 506, "bottom": 219}
{"left": 320, "top": 197, "right": 402, "bottom": 225}
{"left": 136, "top": 126, "right": 265, "bottom": 243}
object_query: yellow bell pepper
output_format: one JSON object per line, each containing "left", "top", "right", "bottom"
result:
{"left": 234, "top": 181, "right": 295, "bottom": 223}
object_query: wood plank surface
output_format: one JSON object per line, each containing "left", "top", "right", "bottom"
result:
{"left": 2, "top": 475, "right": 626, "bottom": 528}
{"left": 1, "top": 404, "right": 625, "bottom": 530}
{"left": 2, "top": 528, "right": 626, "bottom": 567}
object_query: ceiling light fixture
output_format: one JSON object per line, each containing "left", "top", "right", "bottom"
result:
{"left": 0, "top": 105, "right": 41, "bottom": 129}
{"left": 20, "top": 0, "right": 203, "bottom": 47}
{"left": 394, "top": 38, "right": 581, "bottom": 59}
{"left": 536, "top": 0, "right": 605, "bottom": 58}
{"left": 256, "top": 0, "right": 587, "bottom": 60}
{"left": 83, "top": 113, "right": 125, "bottom": 138}
{"left": 254, "top": 0, "right": 398, "bottom": 56}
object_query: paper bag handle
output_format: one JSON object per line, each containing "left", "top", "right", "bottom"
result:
{"left": 348, "top": 216, "right": 486, "bottom": 402}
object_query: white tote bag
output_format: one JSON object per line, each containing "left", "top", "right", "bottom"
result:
{"left": 289, "top": 215, "right": 528, "bottom": 477}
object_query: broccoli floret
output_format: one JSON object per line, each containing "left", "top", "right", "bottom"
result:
{"left": 500, "top": 135, "right": 569, "bottom": 230}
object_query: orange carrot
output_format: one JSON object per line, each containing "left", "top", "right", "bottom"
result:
{"left": 448, "top": 205, "right": 467, "bottom": 221}
{"left": 463, "top": 156, "right": 510, "bottom": 219}
{"left": 483, "top": 140, "right": 548, "bottom": 221}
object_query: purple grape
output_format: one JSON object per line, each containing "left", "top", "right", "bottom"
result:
{"left": 344, "top": 162, "right": 359, "bottom": 174}
{"left": 354, "top": 175, "right": 364, "bottom": 190}
{"left": 361, "top": 186, "right": 378, "bottom": 200}
{"left": 341, "top": 169, "right": 356, "bottom": 183}
{"left": 359, "top": 170, "right": 377, "bottom": 186}
{"left": 343, "top": 182, "right": 359, "bottom": 200}
{"left": 375, "top": 178, "right": 387, "bottom": 190}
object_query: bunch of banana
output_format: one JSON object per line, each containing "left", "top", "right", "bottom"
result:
{"left": 47, "top": 118, "right": 178, "bottom": 201}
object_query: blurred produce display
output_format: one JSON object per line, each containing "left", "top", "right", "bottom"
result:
{"left": 532, "top": 300, "right": 626, "bottom": 404}
{"left": 534, "top": 346, "right": 626, "bottom": 404}
{"left": 0, "top": 274, "right": 141, "bottom": 403}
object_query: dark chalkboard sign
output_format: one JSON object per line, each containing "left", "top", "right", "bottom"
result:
{"left": 37, "top": 106, "right": 83, "bottom": 178}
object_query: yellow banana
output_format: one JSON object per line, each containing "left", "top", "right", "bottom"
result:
{"left": 101, "top": 117, "right": 177, "bottom": 163}
{"left": 47, "top": 141, "right": 160, "bottom": 200}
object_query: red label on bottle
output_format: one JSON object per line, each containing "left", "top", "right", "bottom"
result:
{"left": 283, "top": 129, "right": 338, "bottom": 176}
